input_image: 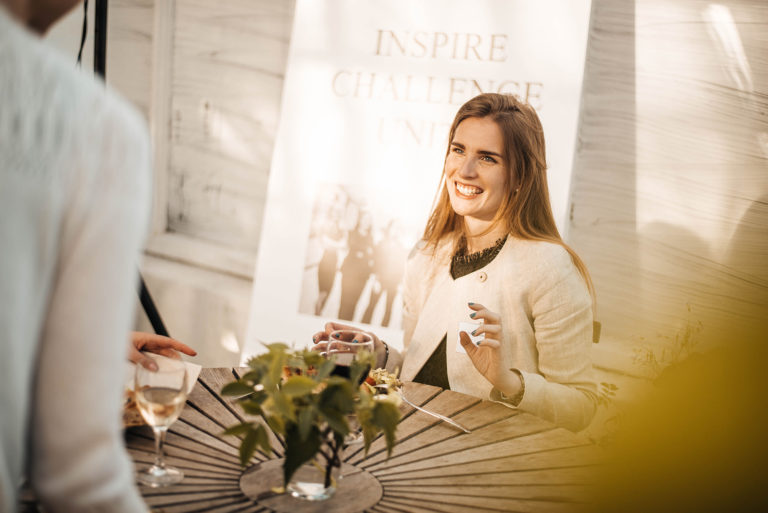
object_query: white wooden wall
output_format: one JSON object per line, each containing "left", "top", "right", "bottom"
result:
{"left": 101, "top": 0, "right": 767, "bottom": 382}
{"left": 571, "top": 0, "right": 768, "bottom": 389}
{"left": 104, "top": 0, "right": 295, "bottom": 367}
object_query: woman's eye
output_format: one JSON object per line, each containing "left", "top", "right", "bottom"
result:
{"left": 451, "top": 146, "right": 464, "bottom": 154}
{"left": 481, "top": 155, "right": 497, "bottom": 163}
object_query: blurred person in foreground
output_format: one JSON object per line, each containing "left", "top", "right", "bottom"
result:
{"left": 0, "top": 0, "right": 153, "bottom": 510}
{"left": 591, "top": 337, "right": 768, "bottom": 512}
{"left": 314, "top": 93, "right": 598, "bottom": 432}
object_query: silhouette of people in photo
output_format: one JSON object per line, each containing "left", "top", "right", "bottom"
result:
{"left": 312, "top": 188, "right": 349, "bottom": 315}
{"left": 338, "top": 211, "right": 374, "bottom": 320}
{"left": 362, "top": 221, "right": 407, "bottom": 327}
{"left": 300, "top": 184, "right": 410, "bottom": 328}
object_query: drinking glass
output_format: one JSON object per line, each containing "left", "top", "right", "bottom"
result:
{"left": 134, "top": 356, "right": 188, "bottom": 487}
{"left": 326, "top": 335, "right": 374, "bottom": 380}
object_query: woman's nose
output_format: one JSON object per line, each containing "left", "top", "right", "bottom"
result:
{"left": 457, "top": 158, "right": 478, "bottom": 178}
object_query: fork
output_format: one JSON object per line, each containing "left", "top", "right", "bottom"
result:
{"left": 374, "top": 385, "right": 471, "bottom": 434}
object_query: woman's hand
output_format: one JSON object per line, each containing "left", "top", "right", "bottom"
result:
{"left": 128, "top": 332, "right": 197, "bottom": 371}
{"left": 311, "top": 322, "right": 387, "bottom": 368}
{"left": 458, "top": 303, "right": 522, "bottom": 397}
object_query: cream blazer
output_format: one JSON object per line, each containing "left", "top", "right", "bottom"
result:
{"left": 392, "top": 237, "right": 597, "bottom": 432}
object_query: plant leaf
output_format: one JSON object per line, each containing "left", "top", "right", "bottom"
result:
{"left": 240, "top": 370, "right": 262, "bottom": 382}
{"left": 221, "top": 382, "right": 255, "bottom": 397}
{"left": 300, "top": 350, "right": 325, "bottom": 369}
{"left": 283, "top": 424, "right": 321, "bottom": 486}
{"left": 254, "top": 424, "right": 272, "bottom": 456}
{"left": 315, "top": 359, "right": 335, "bottom": 380}
{"left": 272, "top": 391, "right": 296, "bottom": 422}
{"left": 240, "top": 398, "right": 265, "bottom": 416}
{"left": 266, "top": 344, "right": 288, "bottom": 387}
{"left": 266, "top": 414, "right": 285, "bottom": 436}
{"left": 298, "top": 406, "right": 315, "bottom": 442}
{"left": 319, "top": 383, "right": 355, "bottom": 414}
{"left": 349, "top": 351, "right": 374, "bottom": 384}
{"left": 319, "top": 409, "right": 349, "bottom": 436}
{"left": 222, "top": 422, "right": 252, "bottom": 437}
{"left": 372, "top": 401, "right": 400, "bottom": 457}
{"left": 318, "top": 383, "right": 353, "bottom": 436}
{"left": 282, "top": 376, "right": 317, "bottom": 397}
{"left": 239, "top": 427, "right": 258, "bottom": 466}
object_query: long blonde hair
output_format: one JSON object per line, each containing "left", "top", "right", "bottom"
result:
{"left": 423, "top": 93, "right": 595, "bottom": 299}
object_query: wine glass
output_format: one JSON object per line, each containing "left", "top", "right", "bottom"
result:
{"left": 134, "top": 355, "right": 188, "bottom": 487}
{"left": 325, "top": 334, "right": 374, "bottom": 380}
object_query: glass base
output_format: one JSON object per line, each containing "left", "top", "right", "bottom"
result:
{"left": 240, "top": 459, "right": 382, "bottom": 512}
{"left": 136, "top": 465, "right": 184, "bottom": 488}
{"left": 286, "top": 461, "right": 338, "bottom": 501}
{"left": 288, "top": 481, "right": 336, "bottom": 501}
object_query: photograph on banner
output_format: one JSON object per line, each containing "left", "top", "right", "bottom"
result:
{"left": 299, "top": 183, "right": 409, "bottom": 328}
{"left": 243, "top": 0, "right": 592, "bottom": 360}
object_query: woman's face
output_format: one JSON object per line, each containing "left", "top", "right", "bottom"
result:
{"left": 444, "top": 116, "right": 510, "bottom": 226}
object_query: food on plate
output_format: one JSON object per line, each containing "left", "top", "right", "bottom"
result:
{"left": 367, "top": 367, "right": 402, "bottom": 390}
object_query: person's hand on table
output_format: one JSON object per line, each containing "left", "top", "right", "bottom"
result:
{"left": 458, "top": 302, "right": 523, "bottom": 399}
{"left": 311, "top": 321, "right": 387, "bottom": 368}
{"left": 128, "top": 331, "right": 197, "bottom": 371}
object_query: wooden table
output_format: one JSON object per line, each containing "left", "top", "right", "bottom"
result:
{"left": 125, "top": 368, "right": 602, "bottom": 513}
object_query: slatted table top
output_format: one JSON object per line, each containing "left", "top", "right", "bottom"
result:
{"left": 125, "top": 368, "right": 602, "bottom": 513}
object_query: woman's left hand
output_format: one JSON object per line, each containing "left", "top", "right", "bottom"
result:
{"left": 458, "top": 302, "right": 522, "bottom": 396}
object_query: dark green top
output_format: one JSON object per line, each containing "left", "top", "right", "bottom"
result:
{"left": 413, "top": 236, "right": 507, "bottom": 389}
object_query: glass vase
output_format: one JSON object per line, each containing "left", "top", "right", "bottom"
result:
{"left": 287, "top": 459, "right": 341, "bottom": 501}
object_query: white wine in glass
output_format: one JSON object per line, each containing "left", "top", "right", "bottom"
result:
{"left": 134, "top": 356, "right": 188, "bottom": 487}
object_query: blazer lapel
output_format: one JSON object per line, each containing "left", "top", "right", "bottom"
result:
{"left": 400, "top": 269, "right": 454, "bottom": 382}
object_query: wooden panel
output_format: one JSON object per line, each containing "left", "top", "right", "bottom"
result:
{"left": 166, "top": 0, "right": 295, "bottom": 253}
{"left": 570, "top": 0, "right": 768, "bottom": 385}
{"left": 384, "top": 483, "right": 593, "bottom": 503}
{"left": 107, "top": 0, "right": 154, "bottom": 118}
{"left": 365, "top": 413, "right": 557, "bottom": 473}
{"left": 380, "top": 494, "right": 583, "bottom": 513}
{"left": 128, "top": 427, "right": 243, "bottom": 471}
{"left": 354, "top": 397, "right": 516, "bottom": 469}
{"left": 374, "top": 430, "right": 598, "bottom": 477}
{"left": 143, "top": 492, "right": 251, "bottom": 511}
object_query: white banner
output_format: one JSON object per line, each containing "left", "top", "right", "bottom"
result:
{"left": 243, "top": 0, "right": 591, "bottom": 360}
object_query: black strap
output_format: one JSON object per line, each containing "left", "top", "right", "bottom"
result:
{"left": 139, "top": 276, "right": 170, "bottom": 337}
{"left": 76, "top": 0, "right": 88, "bottom": 67}
{"left": 94, "top": 0, "right": 107, "bottom": 77}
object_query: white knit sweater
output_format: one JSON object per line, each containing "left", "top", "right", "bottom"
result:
{"left": 0, "top": 7, "right": 150, "bottom": 512}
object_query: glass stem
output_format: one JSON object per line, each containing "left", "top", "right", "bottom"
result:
{"left": 153, "top": 427, "right": 168, "bottom": 469}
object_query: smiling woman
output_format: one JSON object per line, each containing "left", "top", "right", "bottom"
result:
{"left": 314, "top": 93, "right": 597, "bottom": 432}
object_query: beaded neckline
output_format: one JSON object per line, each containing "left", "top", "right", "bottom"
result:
{"left": 450, "top": 236, "right": 508, "bottom": 279}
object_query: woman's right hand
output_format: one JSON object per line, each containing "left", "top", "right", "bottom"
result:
{"left": 311, "top": 322, "right": 387, "bottom": 368}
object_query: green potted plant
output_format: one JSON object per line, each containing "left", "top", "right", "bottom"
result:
{"left": 221, "top": 343, "right": 400, "bottom": 500}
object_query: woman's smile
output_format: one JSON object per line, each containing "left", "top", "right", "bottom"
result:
{"left": 454, "top": 181, "right": 484, "bottom": 197}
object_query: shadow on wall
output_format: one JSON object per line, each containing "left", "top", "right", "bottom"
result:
{"left": 591, "top": 198, "right": 768, "bottom": 511}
